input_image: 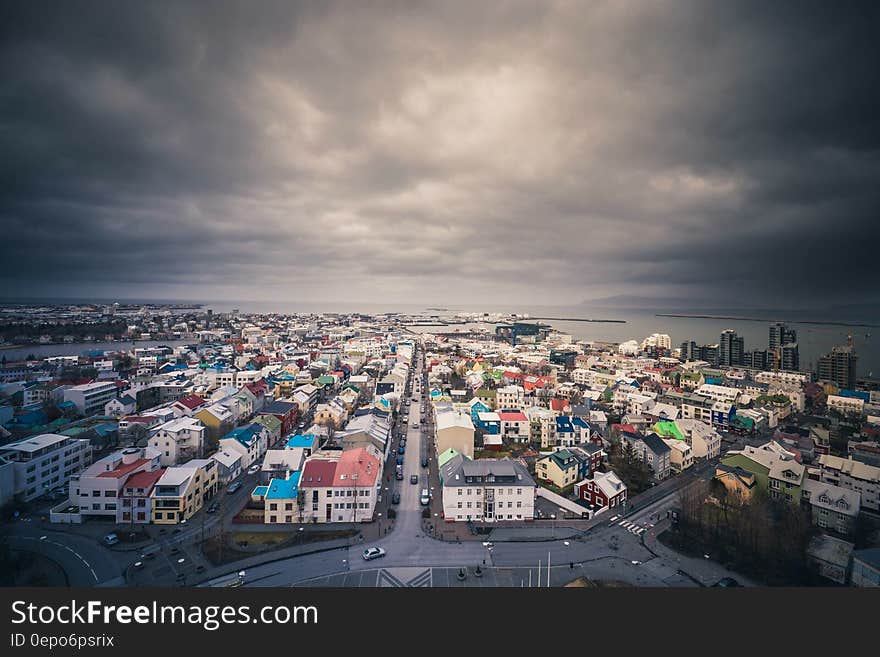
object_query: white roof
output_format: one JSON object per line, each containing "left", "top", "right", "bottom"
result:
{"left": 211, "top": 449, "right": 242, "bottom": 468}
{"left": 2, "top": 433, "right": 70, "bottom": 453}
{"left": 436, "top": 410, "right": 475, "bottom": 432}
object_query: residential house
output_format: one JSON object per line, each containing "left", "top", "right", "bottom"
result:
{"left": 620, "top": 432, "right": 672, "bottom": 482}
{"left": 219, "top": 422, "right": 269, "bottom": 470}
{"left": 498, "top": 411, "right": 529, "bottom": 443}
{"left": 801, "top": 479, "right": 861, "bottom": 537}
{"left": 714, "top": 463, "right": 757, "bottom": 500}
{"left": 264, "top": 473, "right": 303, "bottom": 524}
{"left": 104, "top": 393, "right": 137, "bottom": 418}
{"left": 150, "top": 417, "right": 206, "bottom": 466}
{"left": 574, "top": 470, "right": 627, "bottom": 511}
{"left": 256, "top": 400, "right": 299, "bottom": 436}
{"left": 211, "top": 448, "right": 243, "bottom": 484}
{"left": 663, "top": 438, "right": 693, "bottom": 473}
{"left": 535, "top": 449, "right": 579, "bottom": 489}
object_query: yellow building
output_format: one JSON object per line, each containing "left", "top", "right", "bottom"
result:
{"left": 151, "top": 458, "right": 218, "bottom": 524}
{"left": 535, "top": 450, "right": 579, "bottom": 489}
{"left": 714, "top": 463, "right": 756, "bottom": 501}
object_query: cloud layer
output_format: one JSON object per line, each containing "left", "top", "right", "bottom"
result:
{"left": 2, "top": 1, "right": 878, "bottom": 308}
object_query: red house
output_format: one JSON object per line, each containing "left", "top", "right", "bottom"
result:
{"left": 574, "top": 470, "right": 627, "bottom": 511}
{"left": 257, "top": 400, "right": 299, "bottom": 436}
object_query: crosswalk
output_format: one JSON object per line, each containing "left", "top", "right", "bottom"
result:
{"left": 617, "top": 519, "right": 649, "bottom": 536}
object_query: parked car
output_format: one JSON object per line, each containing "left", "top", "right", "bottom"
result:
{"left": 362, "top": 547, "right": 386, "bottom": 561}
{"left": 396, "top": 456, "right": 404, "bottom": 465}
{"left": 398, "top": 445, "right": 405, "bottom": 454}
{"left": 102, "top": 533, "right": 119, "bottom": 546}
{"left": 420, "top": 489, "right": 430, "bottom": 506}
{"left": 410, "top": 474, "right": 419, "bottom": 485}
{"left": 207, "top": 502, "right": 220, "bottom": 514}
{"left": 421, "top": 457, "right": 429, "bottom": 468}
{"left": 226, "top": 482, "right": 242, "bottom": 494}
{"left": 392, "top": 491, "right": 401, "bottom": 504}
{"left": 412, "top": 422, "right": 419, "bottom": 429}
{"left": 247, "top": 464, "right": 260, "bottom": 475}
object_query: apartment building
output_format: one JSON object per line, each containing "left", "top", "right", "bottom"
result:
{"left": 67, "top": 446, "right": 161, "bottom": 523}
{"left": 441, "top": 454, "right": 536, "bottom": 523}
{"left": 0, "top": 433, "right": 92, "bottom": 502}
{"left": 495, "top": 385, "right": 525, "bottom": 410}
{"left": 151, "top": 458, "right": 218, "bottom": 524}
{"left": 63, "top": 381, "right": 118, "bottom": 416}
{"left": 149, "top": 417, "right": 207, "bottom": 466}
{"left": 817, "top": 455, "right": 880, "bottom": 512}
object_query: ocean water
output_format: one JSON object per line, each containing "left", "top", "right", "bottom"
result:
{"left": 4, "top": 301, "right": 876, "bottom": 378}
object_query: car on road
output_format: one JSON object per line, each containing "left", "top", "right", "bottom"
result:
{"left": 362, "top": 547, "right": 386, "bottom": 561}
{"left": 420, "top": 489, "right": 430, "bottom": 506}
{"left": 247, "top": 464, "right": 261, "bottom": 475}
{"left": 398, "top": 445, "right": 405, "bottom": 454}
{"left": 412, "top": 422, "right": 419, "bottom": 428}
{"left": 396, "top": 455, "right": 404, "bottom": 465}
{"left": 421, "top": 457, "right": 429, "bottom": 467}
{"left": 103, "top": 533, "right": 119, "bottom": 546}
{"left": 400, "top": 439, "right": 406, "bottom": 448}
{"left": 226, "top": 482, "right": 242, "bottom": 494}
{"left": 207, "top": 502, "right": 220, "bottom": 513}
{"left": 391, "top": 491, "right": 400, "bottom": 504}
{"left": 410, "top": 474, "right": 419, "bottom": 485}
{"left": 712, "top": 577, "right": 741, "bottom": 587}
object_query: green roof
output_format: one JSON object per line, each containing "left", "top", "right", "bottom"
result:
{"left": 653, "top": 421, "right": 684, "bottom": 441}
{"left": 437, "top": 448, "right": 460, "bottom": 468}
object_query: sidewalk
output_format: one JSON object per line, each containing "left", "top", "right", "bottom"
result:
{"left": 641, "top": 518, "right": 759, "bottom": 587}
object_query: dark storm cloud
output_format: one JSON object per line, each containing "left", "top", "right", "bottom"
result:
{"left": 1, "top": 0, "right": 878, "bottom": 307}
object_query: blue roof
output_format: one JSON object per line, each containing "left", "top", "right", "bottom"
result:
{"left": 285, "top": 433, "right": 317, "bottom": 449}
{"left": 839, "top": 389, "right": 870, "bottom": 401}
{"left": 252, "top": 485, "right": 269, "bottom": 497}
{"left": 224, "top": 423, "right": 262, "bottom": 447}
{"left": 572, "top": 417, "right": 590, "bottom": 429}
{"left": 265, "top": 472, "right": 301, "bottom": 500}
{"left": 57, "top": 401, "right": 77, "bottom": 409}
{"left": 556, "top": 416, "right": 574, "bottom": 432}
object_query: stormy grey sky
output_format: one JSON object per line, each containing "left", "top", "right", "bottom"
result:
{"left": 1, "top": 1, "right": 879, "bottom": 309}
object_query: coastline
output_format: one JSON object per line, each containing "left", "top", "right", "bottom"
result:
{"left": 656, "top": 313, "right": 878, "bottom": 328}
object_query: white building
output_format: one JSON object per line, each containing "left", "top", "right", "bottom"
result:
{"left": 495, "top": 385, "right": 525, "bottom": 410}
{"left": 817, "top": 455, "right": 880, "bottom": 512}
{"left": 150, "top": 417, "right": 207, "bottom": 466}
{"left": 67, "top": 446, "right": 161, "bottom": 523}
{"left": 440, "top": 454, "right": 535, "bottom": 522}
{"left": 827, "top": 395, "right": 865, "bottom": 416}
{"left": 0, "top": 434, "right": 92, "bottom": 502}
{"left": 63, "top": 381, "right": 118, "bottom": 416}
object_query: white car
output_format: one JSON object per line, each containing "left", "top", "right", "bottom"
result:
{"left": 362, "top": 547, "right": 386, "bottom": 561}
{"left": 247, "top": 464, "right": 260, "bottom": 475}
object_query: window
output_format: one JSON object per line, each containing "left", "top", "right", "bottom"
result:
{"left": 467, "top": 502, "right": 472, "bottom": 508}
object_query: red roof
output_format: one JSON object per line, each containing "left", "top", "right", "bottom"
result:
{"left": 549, "top": 398, "right": 569, "bottom": 412}
{"left": 612, "top": 423, "right": 637, "bottom": 435}
{"left": 123, "top": 469, "right": 164, "bottom": 492}
{"left": 333, "top": 449, "right": 380, "bottom": 487}
{"left": 300, "top": 459, "right": 338, "bottom": 486}
{"left": 176, "top": 394, "right": 206, "bottom": 410}
{"left": 121, "top": 415, "right": 156, "bottom": 424}
{"left": 503, "top": 371, "right": 523, "bottom": 380}
{"left": 98, "top": 457, "right": 150, "bottom": 479}
{"left": 498, "top": 411, "right": 528, "bottom": 422}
